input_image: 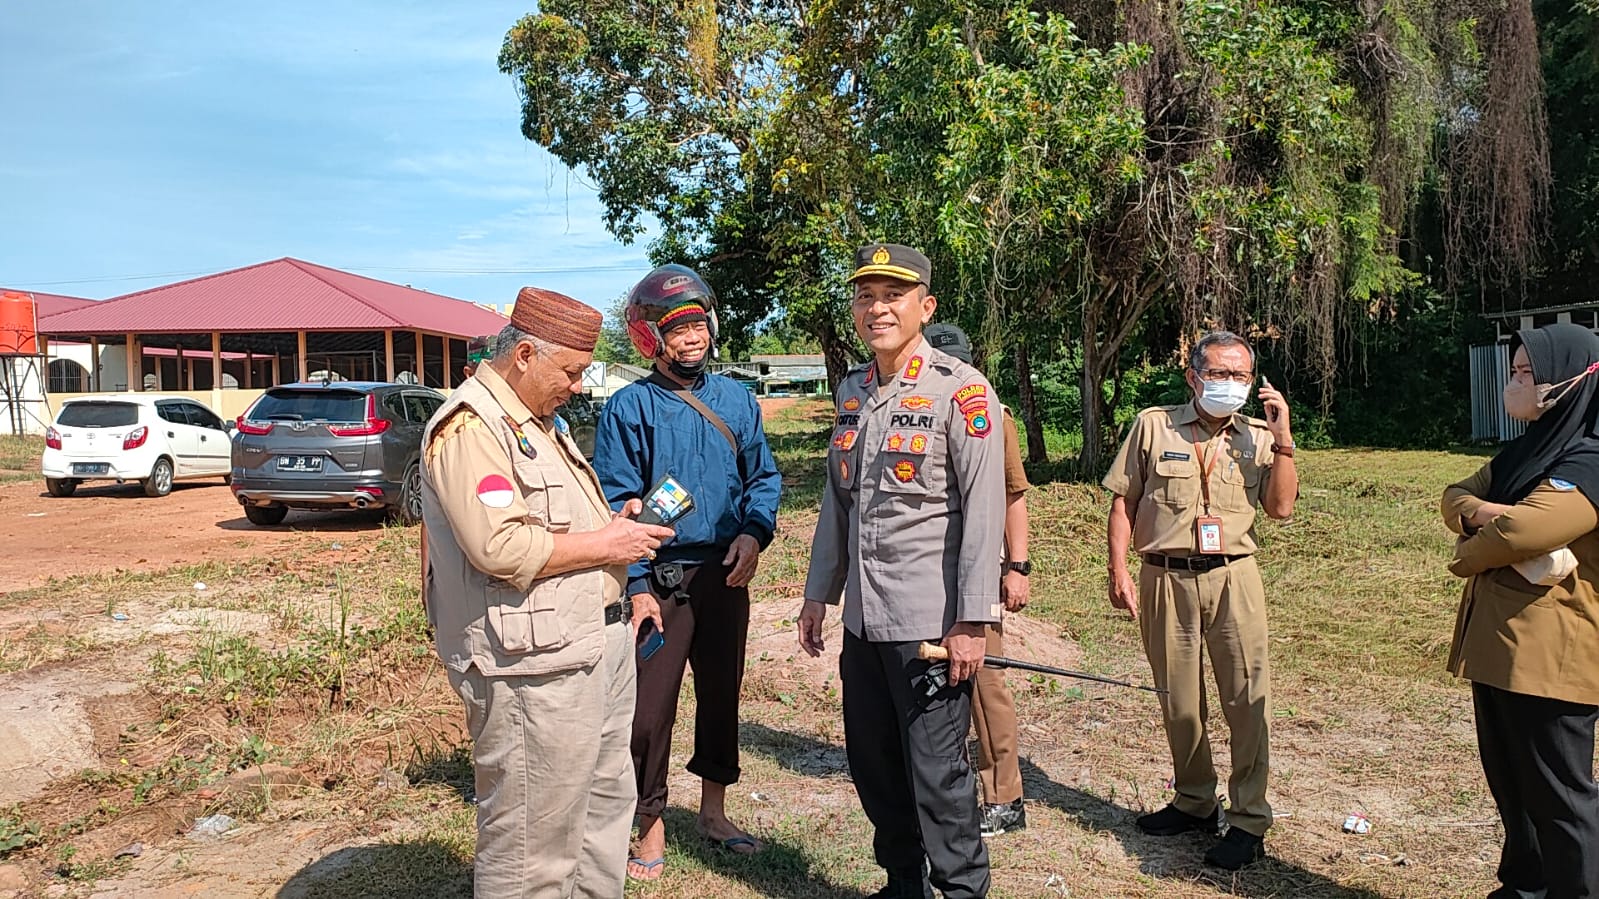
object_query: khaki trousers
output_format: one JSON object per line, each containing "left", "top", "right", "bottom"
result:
{"left": 1138, "top": 555, "right": 1272, "bottom": 836}
{"left": 971, "top": 619, "right": 1023, "bottom": 805}
{"left": 449, "top": 620, "right": 637, "bottom": 899}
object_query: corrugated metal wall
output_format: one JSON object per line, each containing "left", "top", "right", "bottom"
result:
{"left": 1469, "top": 344, "right": 1526, "bottom": 443}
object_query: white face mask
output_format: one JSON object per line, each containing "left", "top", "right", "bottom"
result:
{"left": 1196, "top": 379, "right": 1251, "bottom": 417}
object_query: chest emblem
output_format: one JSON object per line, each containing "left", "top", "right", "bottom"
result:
{"left": 886, "top": 433, "right": 905, "bottom": 451}
{"left": 842, "top": 397, "right": 861, "bottom": 412}
{"left": 833, "top": 429, "right": 859, "bottom": 451}
{"left": 476, "top": 474, "right": 516, "bottom": 509}
{"left": 840, "top": 458, "right": 851, "bottom": 481}
{"left": 502, "top": 415, "right": 537, "bottom": 459}
{"left": 900, "top": 395, "right": 934, "bottom": 411}
{"left": 910, "top": 434, "right": 928, "bottom": 454}
{"left": 893, "top": 460, "right": 917, "bottom": 482}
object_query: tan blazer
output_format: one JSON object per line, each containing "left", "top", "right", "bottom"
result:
{"left": 421, "top": 365, "right": 623, "bottom": 677}
{"left": 1442, "top": 463, "right": 1599, "bottom": 705}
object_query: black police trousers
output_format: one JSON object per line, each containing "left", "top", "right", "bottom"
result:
{"left": 1473, "top": 682, "right": 1599, "bottom": 899}
{"left": 841, "top": 630, "right": 990, "bottom": 899}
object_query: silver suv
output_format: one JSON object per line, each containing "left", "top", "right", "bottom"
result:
{"left": 230, "top": 382, "right": 445, "bottom": 526}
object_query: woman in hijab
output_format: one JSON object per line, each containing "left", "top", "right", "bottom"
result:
{"left": 1442, "top": 322, "right": 1599, "bottom": 899}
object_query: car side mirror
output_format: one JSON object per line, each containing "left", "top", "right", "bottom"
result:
{"left": 223, "top": 420, "right": 236, "bottom": 433}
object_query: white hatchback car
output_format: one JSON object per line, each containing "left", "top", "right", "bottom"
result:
{"left": 42, "top": 394, "right": 234, "bottom": 498}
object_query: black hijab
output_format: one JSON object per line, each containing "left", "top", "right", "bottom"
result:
{"left": 1487, "top": 323, "right": 1599, "bottom": 510}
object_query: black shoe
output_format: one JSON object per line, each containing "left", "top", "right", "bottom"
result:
{"left": 1485, "top": 887, "right": 1547, "bottom": 899}
{"left": 1204, "top": 827, "right": 1265, "bottom": 870}
{"left": 867, "top": 870, "right": 934, "bottom": 899}
{"left": 980, "top": 799, "right": 1027, "bottom": 837}
{"left": 1136, "top": 803, "right": 1220, "bottom": 836}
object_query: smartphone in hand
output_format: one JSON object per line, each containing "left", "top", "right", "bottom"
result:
{"left": 638, "top": 618, "right": 666, "bottom": 661}
{"left": 637, "top": 474, "right": 695, "bottom": 528}
{"left": 1262, "top": 375, "right": 1279, "bottom": 423}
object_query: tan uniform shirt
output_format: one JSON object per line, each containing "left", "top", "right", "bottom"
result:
{"left": 1442, "top": 464, "right": 1599, "bottom": 705}
{"left": 803, "top": 338, "right": 1007, "bottom": 641}
{"left": 1102, "top": 403, "right": 1277, "bottom": 556}
{"left": 421, "top": 364, "right": 624, "bottom": 677}
{"left": 1001, "top": 408, "right": 1030, "bottom": 496}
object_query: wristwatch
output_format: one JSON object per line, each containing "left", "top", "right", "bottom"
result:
{"left": 1272, "top": 442, "right": 1296, "bottom": 458}
{"left": 1006, "top": 560, "right": 1032, "bottom": 576}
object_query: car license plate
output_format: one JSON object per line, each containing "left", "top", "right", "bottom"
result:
{"left": 277, "top": 455, "right": 324, "bottom": 472}
{"left": 71, "top": 463, "right": 109, "bottom": 475}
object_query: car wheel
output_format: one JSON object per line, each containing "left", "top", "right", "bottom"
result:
{"left": 143, "top": 457, "right": 174, "bottom": 497}
{"left": 393, "top": 462, "right": 424, "bottom": 525}
{"left": 45, "top": 478, "right": 77, "bottom": 498}
{"left": 243, "top": 504, "right": 289, "bottom": 526}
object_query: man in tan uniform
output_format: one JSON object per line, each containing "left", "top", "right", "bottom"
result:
{"left": 1102, "top": 330, "right": 1298, "bottom": 871}
{"left": 422, "top": 287, "right": 675, "bottom": 898}
{"left": 924, "top": 323, "right": 1032, "bottom": 838}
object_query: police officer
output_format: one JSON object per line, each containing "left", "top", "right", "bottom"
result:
{"left": 421, "top": 287, "right": 674, "bottom": 898}
{"left": 1102, "top": 330, "right": 1297, "bottom": 870}
{"left": 923, "top": 323, "right": 1032, "bottom": 839}
{"left": 799, "top": 244, "right": 1006, "bottom": 899}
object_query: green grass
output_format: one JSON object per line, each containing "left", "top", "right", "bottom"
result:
{"left": 0, "top": 433, "right": 42, "bottom": 471}
{"left": 0, "top": 400, "right": 1519, "bottom": 896}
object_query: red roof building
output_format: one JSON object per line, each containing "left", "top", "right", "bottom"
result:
{"left": 36, "top": 258, "right": 511, "bottom": 394}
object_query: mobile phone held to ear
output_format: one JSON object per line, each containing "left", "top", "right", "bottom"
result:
{"left": 1261, "top": 375, "right": 1279, "bottom": 423}
{"left": 638, "top": 618, "right": 666, "bottom": 661}
{"left": 637, "top": 474, "right": 695, "bottom": 528}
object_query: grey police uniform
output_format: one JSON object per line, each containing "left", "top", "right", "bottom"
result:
{"left": 805, "top": 336, "right": 1006, "bottom": 899}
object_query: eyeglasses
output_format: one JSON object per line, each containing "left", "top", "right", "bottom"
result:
{"left": 1197, "top": 368, "right": 1254, "bottom": 384}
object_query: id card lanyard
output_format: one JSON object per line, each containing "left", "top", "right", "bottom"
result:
{"left": 1190, "top": 424, "right": 1225, "bottom": 554}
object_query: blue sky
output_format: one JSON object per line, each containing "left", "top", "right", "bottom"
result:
{"left": 0, "top": 1, "right": 651, "bottom": 308}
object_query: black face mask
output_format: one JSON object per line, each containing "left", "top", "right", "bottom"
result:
{"left": 668, "top": 353, "right": 708, "bottom": 380}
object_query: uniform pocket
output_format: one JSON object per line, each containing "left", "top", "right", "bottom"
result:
{"left": 485, "top": 581, "right": 567, "bottom": 654}
{"left": 830, "top": 425, "right": 861, "bottom": 491}
{"left": 1152, "top": 458, "right": 1199, "bottom": 508}
{"left": 878, "top": 429, "right": 938, "bottom": 495}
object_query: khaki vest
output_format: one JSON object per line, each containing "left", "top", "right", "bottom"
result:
{"left": 422, "top": 376, "right": 622, "bottom": 677}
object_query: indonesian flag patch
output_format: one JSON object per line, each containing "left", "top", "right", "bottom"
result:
{"left": 476, "top": 474, "right": 516, "bottom": 508}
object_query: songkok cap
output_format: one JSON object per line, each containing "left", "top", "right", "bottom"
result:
{"left": 510, "top": 287, "right": 603, "bottom": 351}
{"left": 848, "top": 244, "right": 932, "bottom": 286}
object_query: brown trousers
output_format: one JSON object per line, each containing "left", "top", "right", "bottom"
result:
{"left": 1138, "top": 555, "right": 1273, "bottom": 836}
{"left": 631, "top": 559, "right": 750, "bottom": 818}
{"left": 971, "top": 619, "right": 1023, "bottom": 805}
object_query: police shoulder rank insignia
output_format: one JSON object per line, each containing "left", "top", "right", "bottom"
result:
{"left": 964, "top": 406, "right": 992, "bottom": 438}
{"left": 886, "top": 432, "right": 905, "bottom": 451}
{"left": 903, "top": 356, "right": 924, "bottom": 382}
{"left": 893, "top": 459, "right": 917, "bottom": 482}
{"left": 1551, "top": 478, "right": 1578, "bottom": 491}
{"left": 842, "top": 396, "right": 861, "bottom": 411}
{"left": 909, "top": 433, "right": 928, "bottom": 454}
{"left": 899, "top": 395, "right": 933, "bottom": 411}
{"left": 502, "top": 415, "right": 537, "bottom": 458}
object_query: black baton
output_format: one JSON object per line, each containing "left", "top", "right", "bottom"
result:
{"left": 918, "top": 642, "right": 1168, "bottom": 695}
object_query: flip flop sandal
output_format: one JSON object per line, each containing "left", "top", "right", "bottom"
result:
{"left": 627, "top": 856, "right": 666, "bottom": 880}
{"left": 709, "top": 835, "right": 760, "bottom": 854}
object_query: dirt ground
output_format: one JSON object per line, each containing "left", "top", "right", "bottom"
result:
{"left": 0, "top": 478, "right": 387, "bottom": 595}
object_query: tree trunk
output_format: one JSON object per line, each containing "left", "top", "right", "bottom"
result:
{"left": 816, "top": 314, "right": 855, "bottom": 395}
{"left": 1013, "top": 340, "right": 1047, "bottom": 463}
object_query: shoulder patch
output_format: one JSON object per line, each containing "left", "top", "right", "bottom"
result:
{"left": 426, "top": 409, "right": 484, "bottom": 462}
{"left": 1550, "top": 478, "right": 1578, "bottom": 492}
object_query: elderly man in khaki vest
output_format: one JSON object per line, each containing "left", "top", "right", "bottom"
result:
{"left": 421, "top": 287, "right": 674, "bottom": 898}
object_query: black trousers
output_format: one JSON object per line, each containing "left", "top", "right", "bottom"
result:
{"left": 631, "top": 559, "right": 750, "bottom": 818}
{"left": 841, "top": 630, "right": 990, "bottom": 899}
{"left": 1473, "top": 682, "right": 1599, "bottom": 898}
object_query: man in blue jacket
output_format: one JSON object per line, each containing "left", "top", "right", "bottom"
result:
{"left": 594, "top": 264, "right": 783, "bottom": 881}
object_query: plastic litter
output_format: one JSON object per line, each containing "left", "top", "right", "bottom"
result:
{"left": 189, "top": 814, "right": 237, "bottom": 838}
{"left": 193, "top": 582, "right": 207, "bottom": 591}
{"left": 1342, "top": 812, "right": 1372, "bottom": 835}
{"left": 111, "top": 612, "right": 129, "bottom": 622}
{"left": 749, "top": 792, "right": 772, "bottom": 804}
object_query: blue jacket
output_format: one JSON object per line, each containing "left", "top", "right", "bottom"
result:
{"left": 593, "top": 371, "right": 782, "bottom": 594}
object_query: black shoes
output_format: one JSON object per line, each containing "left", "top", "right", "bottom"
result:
{"left": 1203, "top": 827, "right": 1265, "bottom": 871}
{"left": 1136, "top": 803, "right": 1221, "bottom": 836}
{"left": 979, "top": 799, "right": 1027, "bottom": 837}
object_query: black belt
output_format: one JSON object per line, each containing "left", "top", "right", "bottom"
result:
{"left": 602, "top": 597, "right": 632, "bottom": 626}
{"left": 1142, "top": 553, "right": 1249, "bottom": 573}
